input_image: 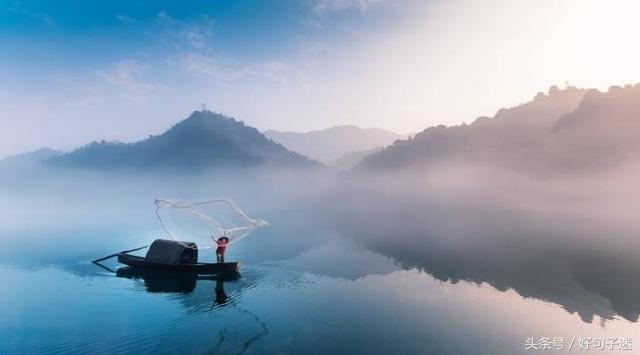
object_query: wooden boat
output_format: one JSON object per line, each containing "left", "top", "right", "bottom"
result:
{"left": 116, "top": 239, "right": 240, "bottom": 275}
{"left": 117, "top": 253, "right": 240, "bottom": 274}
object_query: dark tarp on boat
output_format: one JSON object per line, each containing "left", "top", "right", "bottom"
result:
{"left": 145, "top": 239, "right": 198, "bottom": 265}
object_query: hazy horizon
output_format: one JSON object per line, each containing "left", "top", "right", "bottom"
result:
{"left": 5, "top": 0, "right": 640, "bottom": 157}
{"left": 0, "top": 110, "right": 411, "bottom": 159}
{"left": 0, "top": 82, "right": 630, "bottom": 161}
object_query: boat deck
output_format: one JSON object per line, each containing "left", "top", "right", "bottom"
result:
{"left": 117, "top": 253, "right": 240, "bottom": 274}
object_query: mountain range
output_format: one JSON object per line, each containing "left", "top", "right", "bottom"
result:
{"left": 264, "top": 125, "right": 405, "bottom": 165}
{"left": 358, "top": 85, "right": 640, "bottom": 175}
{"left": 5, "top": 83, "right": 640, "bottom": 175}
{"left": 49, "top": 111, "right": 316, "bottom": 171}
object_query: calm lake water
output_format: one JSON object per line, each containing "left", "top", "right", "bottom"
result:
{"left": 1, "top": 171, "right": 639, "bottom": 354}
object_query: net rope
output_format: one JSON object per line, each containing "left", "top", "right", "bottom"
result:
{"left": 154, "top": 198, "right": 268, "bottom": 249}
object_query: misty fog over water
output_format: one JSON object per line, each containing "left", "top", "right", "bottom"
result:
{"left": 4, "top": 86, "right": 640, "bottom": 353}
{"left": 2, "top": 155, "right": 640, "bottom": 353}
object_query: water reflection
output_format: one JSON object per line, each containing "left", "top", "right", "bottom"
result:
{"left": 334, "top": 193, "right": 640, "bottom": 324}
{"left": 88, "top": 258, "right": 248, "bottom": 314}
{"left": 100, "top": 262, "right": 270, "bottom": 352}
{"left": 215, "top": 278, "right": 229, "bottom": 305}
{"left": 3, "top": 237, "right": 639, "bottom": 354}
{"left": 114, "top": 267, "right": 239, "bottom": 295}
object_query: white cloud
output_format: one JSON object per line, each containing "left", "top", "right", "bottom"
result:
{"left": 183, "top": 19, "right": 215, "bottom": 49}
{"left": 258, "top": 61, "right": 289, "bottom": 83}
{"left": 314, "top": 0, "right": 383, "bottom": 13}
{"left": 7, "top": 6, "right": 55, "bottom": 25}
{"left": 116, "top": 14, "right": 137, "bottom": 23}
{"left": 156, "top": 11, "right": 179, "bottom": 25}
{"left": 96, "top": 59, "right": 164, "bottom": 103}
{"left": 182, "top": 54, "right": 250, "bottom": 83}
{"left": 154, "top": 11, "right": 288, "bottom": 84}
{"left": 157, "top": 11, "right": 215, "bottom": 50}
{"left": 182, "top": 53, "right": 288, "bottom": 84}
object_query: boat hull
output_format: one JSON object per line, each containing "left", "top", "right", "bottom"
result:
{"left": 117, "top": 253, "right": 240, "bottom": 274}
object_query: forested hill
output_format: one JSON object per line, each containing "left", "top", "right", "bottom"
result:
{"left": 50, "top": 111, "right": 317, "bottom": 171}
{"left": 356, "top": 85, "right": 640, "bottom": 175}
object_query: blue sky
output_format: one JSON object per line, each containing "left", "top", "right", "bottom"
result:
{"left": 2, "top": 0, "right": 640, "bottom": 157}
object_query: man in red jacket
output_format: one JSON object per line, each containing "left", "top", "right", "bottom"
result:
{"left": 215, "top": 236, "right": 230, "bottom": 263}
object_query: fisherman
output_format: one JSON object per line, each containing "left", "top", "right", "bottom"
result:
{"left": 215, "top": 235, "right": 230, "bottom": 263}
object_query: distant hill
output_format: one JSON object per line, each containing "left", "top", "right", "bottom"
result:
{"left": 550, "top": 85, "right": 640, "bottom": 171}
{"left": 264, "top": 125, "right": 404, "bottom": 164}
{"left": 356, "top": 85, "right": 618, "bottom": 175}
{"left": 0, "top": 148, "right": 61, "bottom": 168}
{"left": 50, "top": 111, "right": 316, "bottom": 171}
{"left": 333, "top": 147, "right": 383, "bottom": 170}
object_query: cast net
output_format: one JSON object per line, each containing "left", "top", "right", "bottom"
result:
{"left": 154, "top": 198, "right": 268, "bottom": 249}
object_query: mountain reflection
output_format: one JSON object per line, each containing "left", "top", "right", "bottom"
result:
{"left": 335, "top": 192, "right": 640, "bottom": 323}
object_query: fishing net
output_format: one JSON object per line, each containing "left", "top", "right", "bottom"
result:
{"left": 154, "top": 198, "right": 268, "bottom": 249}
